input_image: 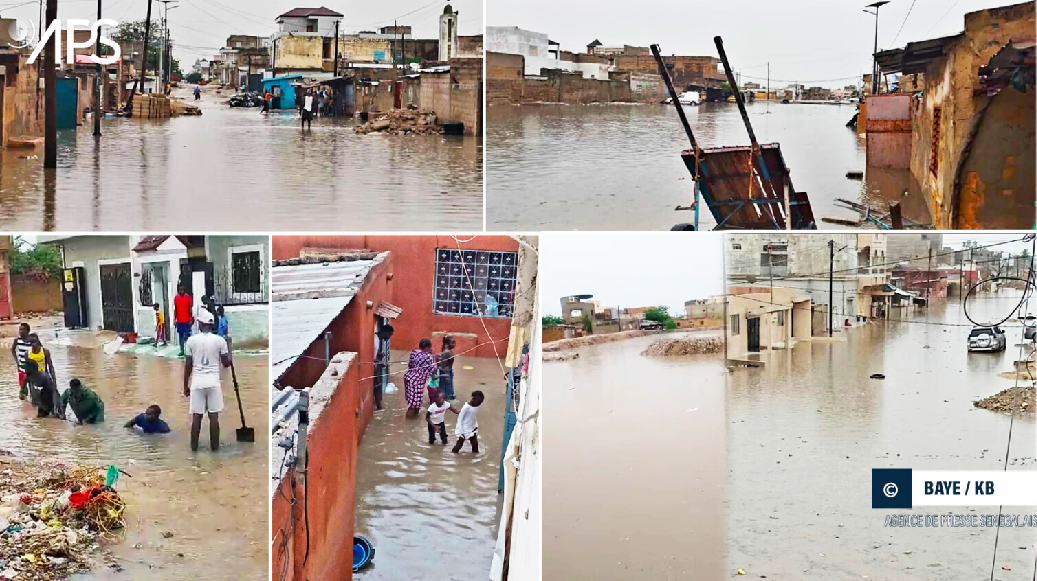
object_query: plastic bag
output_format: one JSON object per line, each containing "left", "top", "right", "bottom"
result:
{"left": 384, "top": 382, "right": 398, "bottom": 394}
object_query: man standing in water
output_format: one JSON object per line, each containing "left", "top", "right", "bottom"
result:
{"left": 10, "top": 323, "right": 31, "bottom": 400}
{"left": 174, "top": 285, "right": 194, "bottom": 357}
{"left": 183, "top": 309, "right": 231, "bottom": 452}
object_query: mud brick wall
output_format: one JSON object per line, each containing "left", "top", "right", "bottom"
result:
{"left": 557, "top": 73, "right": 609, "bottom": 104}
{"left": 450, "top": 58, "right": 483, "bottom": 135}
{"left": 1, "top": 58, "right": 44, "bottom": 146}
{"left": 10, "top": 275, "right": 61, "bottom": 313}
{"left": 419, "top": 72, "right": 451, "bottom": 118}
{"left": 520, "top": 78, "right": 559, "bottom": 103}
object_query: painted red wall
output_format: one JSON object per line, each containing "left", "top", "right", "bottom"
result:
{"left": 271, "top": 360, "right": 363, "bottom": 581}
{"left": 273, "top": 235, "right": 517, "bottom": 359}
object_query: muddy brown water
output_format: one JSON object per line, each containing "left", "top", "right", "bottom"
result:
{"left": 353, "top": 350, "right": 504, "bottom": 581}
{"left": 726, "top": 294, "right": 1037, "bottom": 579}
{"left": 0, "top": 342, "right": 268, "bottom": 580}
{"left": 0, "top": 87, "right": 482, "bottom": 231}
{"left": 544, "top": 332, "right": 728, "bottom": 580}
{"left": 486, "top": 103, "right": 928, "bottom": 231}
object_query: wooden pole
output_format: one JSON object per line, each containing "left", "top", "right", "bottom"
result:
{"left": 128, "top": 0, "right": 154, "bottom": 112}
{"left": 93, "top": 0, "right": 102, "bottom": 137}
{"left": 43, "top": 0, "right": 57, "bottom": 168}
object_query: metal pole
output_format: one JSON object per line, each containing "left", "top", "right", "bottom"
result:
{"left": 93, "top": 0, "right": 102, "bottom": 137}
{"left": 828, "top": 240, "right": 835, "bottom": 336}
{"left": 130, "top": 0, "right": 154, "bottom": 110}
{"left": 649, "top": 44, "right": 697, "bottom": 150}
{"left": 768, "top": 245, "right": 773, "bottom": 304}
{"left": 333, "top": 19, "right": 339, "bottom": 77}
{"left": 43, "top": 0, "right": 57, "bottom": 168}
{"left": 872, "top": 8, "right": 880, "bottom": 95}
{"left": 158, "top": 5, "right": 164, "bottom": 92}
{"left": 323, "top": 330, "right": 331, "bottom": 364}
{"left": 926, "top": 247, "right": 932, "bottom": 302}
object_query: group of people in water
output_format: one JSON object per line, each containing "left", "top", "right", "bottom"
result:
{"left": 10, "top": 323, "right": 106, "bottom": 424}
{"left": 400, "top": 335, "right": 484, "bottom": 454}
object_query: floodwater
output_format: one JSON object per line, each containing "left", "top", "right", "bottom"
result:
{"left": 353, "top": 350, "right": 504, "bottom": 581}
{"left": 726, "top": 293, "right": 1037, "bottom": 579}
{"left": 486, "top": 103, "right": 927, "bottom": 231}
{"left": 0, "top": 87, "right": 482, "bottom": 231}
{"left": 543, "top": 331, "right": 728, "bottom": 580}
{"left": 0, "top": 337, "right": 268, "bottom": 580}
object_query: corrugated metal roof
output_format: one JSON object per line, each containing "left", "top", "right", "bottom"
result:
{"left": 271, "top": 255, "right": 385, "bottom": 384}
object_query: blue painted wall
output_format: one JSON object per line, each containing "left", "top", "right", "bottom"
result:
{"left": 261, "top": 76, "right": 301, "bottom": 109}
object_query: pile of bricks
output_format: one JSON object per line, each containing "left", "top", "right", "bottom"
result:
{"left": 132, "top": 94, "right": 172, "bottom": 119}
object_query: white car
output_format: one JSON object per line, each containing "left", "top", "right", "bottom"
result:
{"left": 665, "top": 91, "right": 701, "bottom": 106}
{"left": 967, "top": 326, "right": 1007, "bottom": 352}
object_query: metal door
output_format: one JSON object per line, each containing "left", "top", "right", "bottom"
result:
{"left": 747, "top": 316, "right": 761, "bottom": 352}
{"left": 55, "top": 77, "right": 79, "bottom": 129}
{"left": 99, "top": 263, "right": 133, "bottom": 332}
{"left": 179, "top": 260, "right": 215, "bottom": 314}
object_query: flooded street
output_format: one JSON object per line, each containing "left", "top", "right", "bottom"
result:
{"left": 0, "top": 339, "right": 268, "bottom": 580}
{"left": 544, "top": 331, "right": 727, "bottom": 580}
{"left": 726, "top": 293, "right": 1037, "bottom": 579}
{"left": 0, "top": 88, "right": 482, "bottom": 231}
{"left": 353, "top": 351, "right": 504, "bottom": 580}
{"left": 486, "top": 103, "right": 926, "bottom": 231}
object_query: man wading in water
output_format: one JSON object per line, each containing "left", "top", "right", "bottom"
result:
{"left": 10, "top": 323, "right": 31, "bottom": 400}
{"left": 183, "top": 309, "right": 232, "bottom": 452}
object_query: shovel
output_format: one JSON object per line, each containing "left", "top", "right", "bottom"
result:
{"left": 230, "top": 361, "right": 255, "bottom": 442}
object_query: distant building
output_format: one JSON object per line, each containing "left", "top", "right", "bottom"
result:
{"left": 439, "top": 4, "right": 458, "bottom": 61}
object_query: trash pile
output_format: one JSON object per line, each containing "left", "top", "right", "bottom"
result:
{"left": 543, "top": 331, "right": 652, "bottom": 353}
{"left": 0, "top": 461, "right": 126, "bottom": 581}
{"left": 640, "top": 335, "right": 723, "bottom": 357}
{"left": 974, "top": 386, "right": 1035, "bottom": 414}
{"left": 354, "top": 108, "right": 442, "bottom": 135}
{"left": 543, "top": 351, "right": 580, "bottom": 363}
{"left": 170, "top": 100, "right": 202, "bottom": 116}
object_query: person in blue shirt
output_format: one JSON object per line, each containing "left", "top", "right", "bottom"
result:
{"left": 124, "top": 404, "right": 171, "bottom": 434}
{"left": 216, "top": 306, "right": 230, "bottom": 340}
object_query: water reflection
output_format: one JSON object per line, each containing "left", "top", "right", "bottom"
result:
{"left": 0, "top": 90, "right": 482, "bottom": 231}
{"left": 486, "top": 103, "right": 930, "bottom": 230}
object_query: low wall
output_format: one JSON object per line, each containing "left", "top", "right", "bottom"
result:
{"left": 488, "top": 71, "right": 637, "bottom": 105}
{"left": 226, "top": 304, "right": 269, "bottom": 348}
{"left": 11, "top": 275, "right": 61, "bottom": 313}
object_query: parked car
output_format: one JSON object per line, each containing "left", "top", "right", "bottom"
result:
{"left": 968, "top": 326, "right": 1007, "bottom": 352}
{"left": 664, "top": 91, "right": 701, "bottom": 106}
{"left": 639, "top": 319, "right": 664, "bottom": 331}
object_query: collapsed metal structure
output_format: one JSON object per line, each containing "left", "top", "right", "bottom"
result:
{"left": 653, "top": 36, "right": 816, "bottom": 230}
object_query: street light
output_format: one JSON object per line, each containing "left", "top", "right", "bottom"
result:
{"left": 864, "top": 0, "right": 891, "bottom": 96}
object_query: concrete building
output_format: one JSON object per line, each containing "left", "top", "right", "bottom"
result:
{"left": 875, "top": 1, "right": 1035, "bottom": 229}
{"left": 439, "top": 4, "right": 459, "bottom": 61}
{"left": 723, "top": 286, "right": 813, "bottom": 357}
{"left": 0, "top": 47, "right": 44, "bottom": 149}
{"left": 39, "top": 236, "right": 133, "bottom": 333}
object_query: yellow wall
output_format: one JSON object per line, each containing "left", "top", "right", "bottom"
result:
{"left": 276, "top": 35, "right": 323, "bottom": 70}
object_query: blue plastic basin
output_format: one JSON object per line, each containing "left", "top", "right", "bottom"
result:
{"left": 352, "top": 535, "right": 374, "bottom": 572}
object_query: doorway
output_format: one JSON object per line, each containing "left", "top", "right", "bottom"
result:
{"left": 747, "top": 316, "right": 761, "bottom": 352}
{"left": 99, "top": 262, "right": 134, "bottom": 332}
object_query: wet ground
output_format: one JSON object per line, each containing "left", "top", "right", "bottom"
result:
{"left": 486, "top": 103, "right": 927, "bottom": 231}
{"left": 353, "top": 350, "right": 504, "bottom": 581}
{"left": 726, "top": 293, "right": 1037, "bottom": 579}
{"left": 543, "top": 331, "right": 728, "bottom": 580}
{"left": 0, "top": 86, "right": 483, "bottom": 231}
{"left": 0, "top": 340, "right": 268, "bottom": 580}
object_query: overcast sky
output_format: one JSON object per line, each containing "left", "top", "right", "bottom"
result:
{"left": 541, "top": 233, "right": 724, "bottom": 317}
{"left": 943, "top": 233, "right": 1035, "bottom": 255}
{"left": 0, "top": 0, "right": 482, "bottom": 66}
{"left": 488, "top": 0, "right": 1018, "bottom": 88}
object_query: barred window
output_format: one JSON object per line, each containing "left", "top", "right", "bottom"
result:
{"left": 434, "top": 248, "right": 517, "bottom": 318}
{"left": 232, "top": 251, "right": 262, "bottom": 294}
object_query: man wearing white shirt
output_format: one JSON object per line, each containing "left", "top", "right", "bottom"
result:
{"left": 183, "top": 309, "right": 232, "bottom": 452}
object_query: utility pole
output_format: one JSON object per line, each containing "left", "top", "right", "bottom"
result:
{"left": 864, "top": 1, "right": 890, "bottom": 96}
{"left": 766, "top": 62, "right": 770, "bottom": 101}
{"left": 93, "top": 0, "right": 103, "bottom": 137}
{"left": 129, "top": 0, "right": 154, "bottom": 110}
{"left": 333, "top": 19, "right": 340, "bottom": 77}
{"left": 43, "top": 0, "right": 57, "bottom": 168}
{"left": 767, "top": 244, "right": 774, "bottom": 304}
{"left": 926, "top": 246, "right": 932, "bottom": 304}
{"left": 828, "top": 239, "right": 835, "bottom": 337}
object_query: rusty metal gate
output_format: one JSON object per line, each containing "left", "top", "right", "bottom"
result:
{"left": 99, "top": 262, "right": 134, "bottom": 332}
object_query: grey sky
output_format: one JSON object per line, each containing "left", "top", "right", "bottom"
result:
{"left": 541, "top": 233, "right": 724, "bottom": 317}
{"left": 488, "top": 0, "right": 1020, "bottom": 88}
{"left": 943, "top": 233, "right": 1035, "bottom": 256}
{"left": 1, "top": 0, "right": 482, "bottom": 66}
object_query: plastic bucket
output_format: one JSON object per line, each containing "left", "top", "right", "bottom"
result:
{"left": 352, "top": 535, "right": 374, "bottom": 572}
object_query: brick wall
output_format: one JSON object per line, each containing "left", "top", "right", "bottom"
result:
{"left": 337, "top": 36, "right": 392, "bottom": 63}
{"left": 419, "top": 72, "right": 451, "bottom": 118}
{"left": 11, "top": 275, "right": 61, "bottom": 313}
{"left": 1, "top": 55, "right": 44, "bottom": 146}
{"left": 450, "top": 57, "right": 483, "bottom": 135}
{"left": 613, "top": 54, "right": 724, "bottom": 87}
{"left": 487, "top": 52, "right": 523, "bottom": 80}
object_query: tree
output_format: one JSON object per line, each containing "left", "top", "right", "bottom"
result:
{"left": 644, "top": 307, "right": 678, "bottom": 330}
{"left": 10, "top": 237, "right": 62, "bottom": 278}
{"left": 582, "top": 315, "right": 593, "bottom": 334}
{"left": 185, "top": 72, "right": 202, "bottom": 84}
{"left": 542, "top": 315, "right": 564, "bottom": 326}
{"left": 112, "top": 20, "right": 180, "bottom": 76}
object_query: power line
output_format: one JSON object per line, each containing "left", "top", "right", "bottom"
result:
{"left": 888, "top": 0, "right": 917, "bottom": 47}
{"left": 924, "top": 0, "right": 965, "bottom": 36}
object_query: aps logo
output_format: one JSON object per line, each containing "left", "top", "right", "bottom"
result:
{"left": 6, "top": 18, "right": 121, "bottom": 65}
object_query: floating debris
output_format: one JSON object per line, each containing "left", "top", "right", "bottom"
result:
{"left": 974, "top": 386, "right": 1035, "bottom": 414}
{"left": 543, "top": 351, "right": 580, "bottom": 362}
{"left": 0, "top": 460, "right": 126, "bottom": 581}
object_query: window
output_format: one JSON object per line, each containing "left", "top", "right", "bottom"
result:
{"left": 232, "top": 251, "right": 262, "bottom": 294}
{"left": 777, "top": 311, "right": 785, "bottom": 326}
{"left": 569, "top": 309, "right": 583, "bottom": 318}
{"left": 730, "top": 315, "right": 740, "bottom": 335}
{"left": 434, "top": 248, "right": 517, "bottom": 318}
{"left": 731, "top": 243, "right": 742, "bottom": 250}
{"left": 215, "top": 244, "right": 267, "bottom": 306}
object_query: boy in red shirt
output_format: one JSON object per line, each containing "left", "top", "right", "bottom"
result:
{"left": 173, "top": 285, "right": 194, "bottom": 356}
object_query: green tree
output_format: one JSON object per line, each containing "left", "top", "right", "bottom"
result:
{"left": 185, "top": 72, "right": 202, "bottom": 84}
{"left": 111, "top": 20, "right": 180, "bottom": 76}
{"left": 582, "top": 314, "right": 593, "bottom": 334}
{"left": 542, "top": 315, "right": 564, "bottom": 326}
{"left": 10, "top": 237, "right": 62, "bottom": 278}
{"left": 644, "top": 307, "right": 678, "bottom": 330}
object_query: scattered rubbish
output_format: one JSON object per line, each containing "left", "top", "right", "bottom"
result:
{"left": 737, "top": 569, "right": 746, "bottom": 575}
{"left": 543, "top": 331, "right": 653, "bottom": 352}
{"left": 352, "top": 535, "right": 374, "bottom": 572}
{"left": 354, "top": 108, "right": 442, "bottom": 136}
{"left": 641, "top": 336, "right": 723, "bottom": 356}
{"left": 462, "top": 366, "right": 475, "bottom": 371}
{"left": 544, "top": 351, "right": 580, "bottom": 362}
{"left": 973, "top": 386, "right": 1035, "bottom": 414}
{"left": 102, "top": 338, "right": 124, "bottom": 355}
{"left": 384, "top": 382, "right": 399, "bottom": 394}
{"left": 870, "top": 374, "right": 886, "bottom": 379}
{"left": 822, "top": 198, "right": 928, "bottom": 230}
{"left": 0, "top": 460, "right": 125, "bottom": 580}
{"left": 845, "top": 171, "right": 864, "bottom": 180}
{"left": 1003, "top": 565, "right": 1011, "bottom": 571}
{"left": 170, "top": 100, "right": 202, "bottom": 116}
{"left": 686, "top": 408, "right": 699, "bottom": 413}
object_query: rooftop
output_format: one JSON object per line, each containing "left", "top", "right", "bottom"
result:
{"left": 277, "top": 6, "right": 343, "bottom": 19}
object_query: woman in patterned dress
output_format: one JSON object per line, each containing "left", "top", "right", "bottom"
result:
{"left": 404, "top": 339, "right": 436, "bottom": 418}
